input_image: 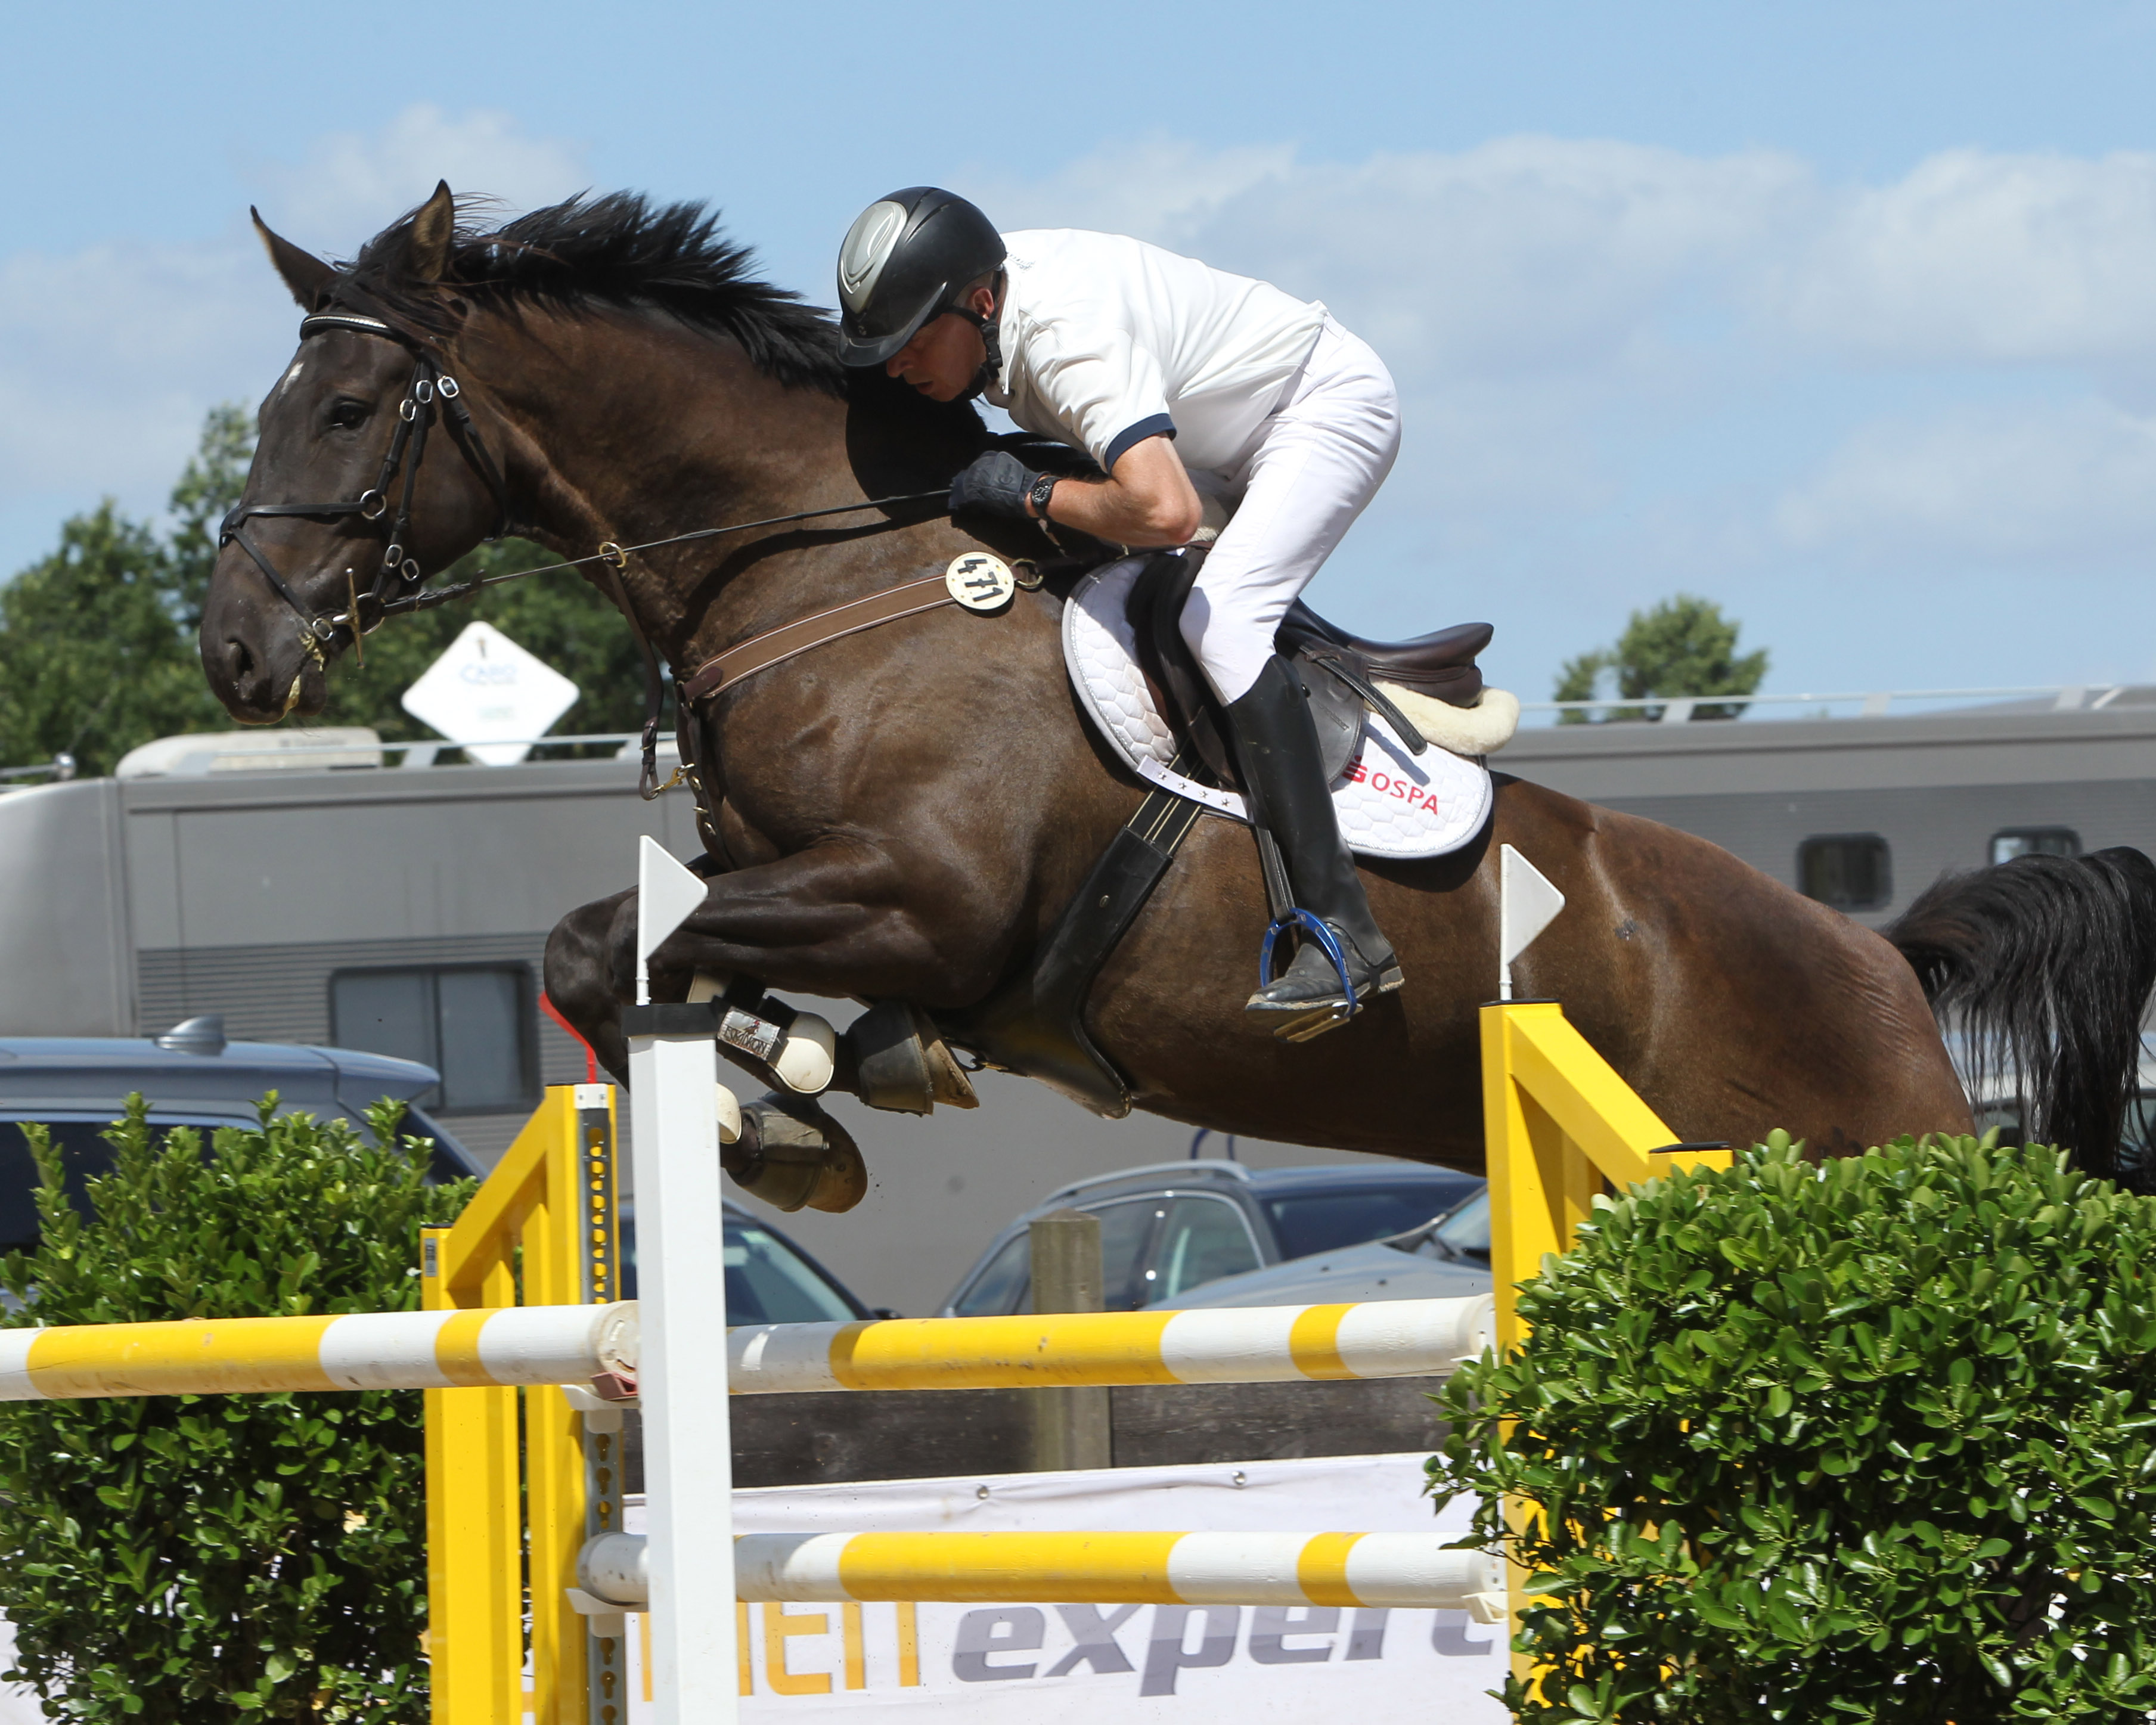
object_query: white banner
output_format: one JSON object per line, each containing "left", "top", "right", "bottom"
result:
{"left": 612, "top": 1453, "right": 1508, "bottom": 1721}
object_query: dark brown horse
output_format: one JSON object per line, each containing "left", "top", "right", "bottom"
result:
{"left": 200, "top": 186, "right": 2156, "bottom": 1205}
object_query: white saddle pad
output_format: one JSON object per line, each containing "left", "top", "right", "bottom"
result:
{"left": 1061, "top": 559, "right": 1494, "bottom": 860}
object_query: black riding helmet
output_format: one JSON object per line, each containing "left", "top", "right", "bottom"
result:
{"left": 835, "top": 187, "right": 1006, "bottom": 368}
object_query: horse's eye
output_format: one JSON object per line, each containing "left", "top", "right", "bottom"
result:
{"left": 326, "top": 398, "right": 371, "bottom": 432}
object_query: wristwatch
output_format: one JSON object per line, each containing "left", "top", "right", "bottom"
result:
{"left": 1028, "top": 471, "right": 1058, "bottom": 519}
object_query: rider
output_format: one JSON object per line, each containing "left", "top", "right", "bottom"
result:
{"left": 833, "top": 187, "right": 1403, "bottom": 1035}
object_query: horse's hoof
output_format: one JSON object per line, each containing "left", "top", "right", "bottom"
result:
{"left": 848, "top": 1000, "right": 979, "bottom": 1115}
{"left": 723, "top": 1093, "right": 868, "bottom": 1214}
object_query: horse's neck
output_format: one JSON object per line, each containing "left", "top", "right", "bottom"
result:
{"left": 476, "top": 308, "right": 870, "bottom": 664}
{"left": 475, "top": 311, "right": 1135, "bottom": 891}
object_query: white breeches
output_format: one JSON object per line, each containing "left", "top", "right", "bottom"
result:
{"left": 1178, "top": 318, "right": 1401, "bottom": 705}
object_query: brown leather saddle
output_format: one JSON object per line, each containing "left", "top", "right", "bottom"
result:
{"left": 1123, "top": 551, "right": 1493, "bottom": 788}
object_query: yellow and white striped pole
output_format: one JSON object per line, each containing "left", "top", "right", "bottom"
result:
{"left": 0, "top": 1293, "right": 1489, "bottom": 1404}
{"left": 576, "top": 1530, "right": 1506, "bottom": 1617}
{"left": 0, "top": 1304, "right": 635, "bottom": 1400}
{"left": 724, "top": 1295, "right": 1494, "bottom": 1394}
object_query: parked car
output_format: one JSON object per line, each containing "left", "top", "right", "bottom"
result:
{"left": 0, "top": 1016, "right": 482, "bottom": 1253}
{"left": 619, "top": 1203, "right": 883, "bottom": 1323}
{"left": 938, "top": 1158, "right": 1483, "bottom": 1316}
{"left": 1166, "top": 1183, "right": 1493, "bottom": 1308}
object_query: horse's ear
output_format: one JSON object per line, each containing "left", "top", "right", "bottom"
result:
{"left": 251, "top": 209, "right": 336, "bottom": 309}
{"left": 410, "top": 181, "right": 455, "bottom": 283}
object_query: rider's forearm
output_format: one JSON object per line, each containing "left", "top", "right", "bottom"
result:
{"left": 1037, "top": 436, "right": 1202, "bottom": 547}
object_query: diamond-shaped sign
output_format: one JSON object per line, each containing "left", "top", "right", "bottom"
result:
{"left": 401, "top": 621, "right": 579, "bottom": 766}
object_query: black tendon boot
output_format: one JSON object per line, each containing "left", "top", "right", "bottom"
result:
{"left": 1224, "top": 655, "right": 1403, "bottom": 1037}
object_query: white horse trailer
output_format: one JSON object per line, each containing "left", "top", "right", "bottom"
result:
{"left": 0, "top": 734, "right": 698, "bottom": 1164}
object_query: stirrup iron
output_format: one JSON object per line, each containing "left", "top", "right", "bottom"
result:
{"left": 1255, "top": 910, "right": 1361, "bottom": 1041}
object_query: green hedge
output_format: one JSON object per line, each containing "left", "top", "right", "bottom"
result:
{"left": 1429, "top": 1133, "right": 2156, "bottom": 1724}
{"left": 0, "top": 1098, "right": 472, "bottom": 1723}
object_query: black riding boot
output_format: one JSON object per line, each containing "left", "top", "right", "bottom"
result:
{"left": 1224, "top": 654, "right": 1402, "bottom": 1035}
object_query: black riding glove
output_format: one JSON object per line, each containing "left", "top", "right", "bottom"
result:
{"left": 948, "top": 451, "right": 1040, "bottom": 522}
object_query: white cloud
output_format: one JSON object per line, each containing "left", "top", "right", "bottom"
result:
{"left": 981, "top": 137, "right": 1301, "bottom": 248}
{"left": 976, "top": 135, "right": 1811, "bottom": 389}
{"left": 1775, "top": 399, "right": 2156, "bottom": 561}
{"left": 0, "top": 238, "right": 286, "bottom": 500}
{"left": 249, "top": 104, "right": 591, "bottom": 257}
{"left": 984, "top": 134, "right": 2156, "bottom": 381}
{"left": 0, "top": 107, "right": 589, "bottom": 572}
{"left": 975, "top": 134, "right": 2156, "bottom": 588}
{"left": 1767, "top": 149, "right": 2156, "bottom": 367}
{"left": 14, "top": 115, "right": 2156, "bottom": 690}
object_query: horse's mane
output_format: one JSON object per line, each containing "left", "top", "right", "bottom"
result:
{"left": 337, "top": 191, "right": 847, "bottom": 395}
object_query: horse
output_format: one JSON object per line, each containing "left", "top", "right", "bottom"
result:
{"left": 199, "top": 184, "right": 2156, "bottom": 1208}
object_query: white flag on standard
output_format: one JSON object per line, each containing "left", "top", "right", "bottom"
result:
{"left": 635, "top": 836, "right": 709, "bottom": 1006}
{"left": 400, "top": 620, "right": 578, "bottom": 766}
{"left": 1499, "top": 843, "right": 1566, "bottom": 999}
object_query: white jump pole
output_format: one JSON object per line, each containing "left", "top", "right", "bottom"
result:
{"left": 625, "top": 835, "right": 737, "bottom": 1724}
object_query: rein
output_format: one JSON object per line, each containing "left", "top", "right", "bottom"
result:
{"left": 223, "top": 308, "right": 953, "bottom": 799}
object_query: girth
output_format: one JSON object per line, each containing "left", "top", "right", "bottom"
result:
{"left": 946, "top": 771, "right": 1206, "bottom": 1117}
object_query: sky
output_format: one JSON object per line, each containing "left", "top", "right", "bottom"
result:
{"left": 10, "top": 1, "right": 2156, "bottom": 705}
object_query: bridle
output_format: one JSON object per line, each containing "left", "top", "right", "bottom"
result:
{"left": 218, "top": 309, "right": 515, "bottom": 668}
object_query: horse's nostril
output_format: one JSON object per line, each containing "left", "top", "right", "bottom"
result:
{"left": 225, "top": 638, "right": 256, "bottom": 687}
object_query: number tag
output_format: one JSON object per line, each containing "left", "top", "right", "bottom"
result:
{"left": 945, "top": 553, "right": 1017, "bottom": 613}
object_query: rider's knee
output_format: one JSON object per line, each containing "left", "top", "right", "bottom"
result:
{"left": 1177, "top": 586, "right": 1215, "bottom": 661}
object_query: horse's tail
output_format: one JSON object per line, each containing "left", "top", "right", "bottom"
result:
{"left": 1886, "top": 846, "right": 2156, "bottom": 1187}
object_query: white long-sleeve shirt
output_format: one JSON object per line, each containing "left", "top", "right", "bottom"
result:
{"left": 984, "top": 229, "right": 1327, "bottom": 481}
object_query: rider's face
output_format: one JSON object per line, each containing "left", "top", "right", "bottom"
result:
{"left": 885, "top": 286, "right": 994, "bottom": 401}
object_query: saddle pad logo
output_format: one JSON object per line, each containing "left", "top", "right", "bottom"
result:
{"left": 946, "top": 553, "right": 1016, "bottom": 612}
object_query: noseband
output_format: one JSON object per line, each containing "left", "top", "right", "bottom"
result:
{"left": 218, "top": 310, "right": 514, "bottom": 666}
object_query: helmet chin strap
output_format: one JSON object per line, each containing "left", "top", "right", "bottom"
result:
{"left": 947, "top": 280, "right": 1005, "bottom": 399}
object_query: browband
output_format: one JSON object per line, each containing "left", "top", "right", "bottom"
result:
{"left": 299, "top": 311, "right": 398, "bottom": 340}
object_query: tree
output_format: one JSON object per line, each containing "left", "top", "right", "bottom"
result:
{"left": 1429, "top": 1134, "right": 2156, "bottom": 1724}
{"left": 0, "top": 504, "right": 227, "bottom": 777}
{"left": 0, "top": 407, "right": 648, "bottom": 778}
{"left": 1553, "top": 593, "right": 1769, "bottom": 723}
{"left": 0, "top": 1100, "right": 471, "bottom": 1721}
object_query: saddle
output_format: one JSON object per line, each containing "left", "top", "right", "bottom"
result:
{"left": 1124, "top": 551, "right": 1494, "bottom": 790}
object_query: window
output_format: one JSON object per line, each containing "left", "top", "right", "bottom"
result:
{"left": 1094, "top": 1198, "right": 1165, "bottom": 1310}
{"left": 1417, "top": 1188, "right": 1490, "bottom": 1268}
{"left": 0, "top": 1121, "right": 118, "bottom": 1252}
{"left": 1262, "top": 1183, "right": 1466, "bottom": 1261}
{"left": 952, "top": 1233, "right": 1031, "bottom": 1317}
{"left": 949, "top": 1197, "right": 1172, "bottom": 1316}
{"left": 619, "top": 1214, "right": 863, "bottom": 1320}
{"left": 721, "top": 1220, "right": 860, "bottom": 1324}
{"left": 1147, "top": 1196, "right": 1262, "bottom": 1304}
{"left": 328, "top": 963, "right": 538, "bottom": 1113}
{"left": 1797, "top": 834, "right": 1892, "bottom": 912}
{"left": 1991, "top": 827, "right": 2080, "bottom": 867}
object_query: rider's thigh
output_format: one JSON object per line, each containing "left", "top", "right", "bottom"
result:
{"left": 1179, "top": 326, "right": 1403, "bottom": 703}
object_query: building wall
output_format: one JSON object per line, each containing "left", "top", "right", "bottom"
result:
{"left": 1500, "top": 706, "right": 2156, "bottom": 927}
{"left": 1581, "top": 777, "right": 2156, "bottom": 929}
